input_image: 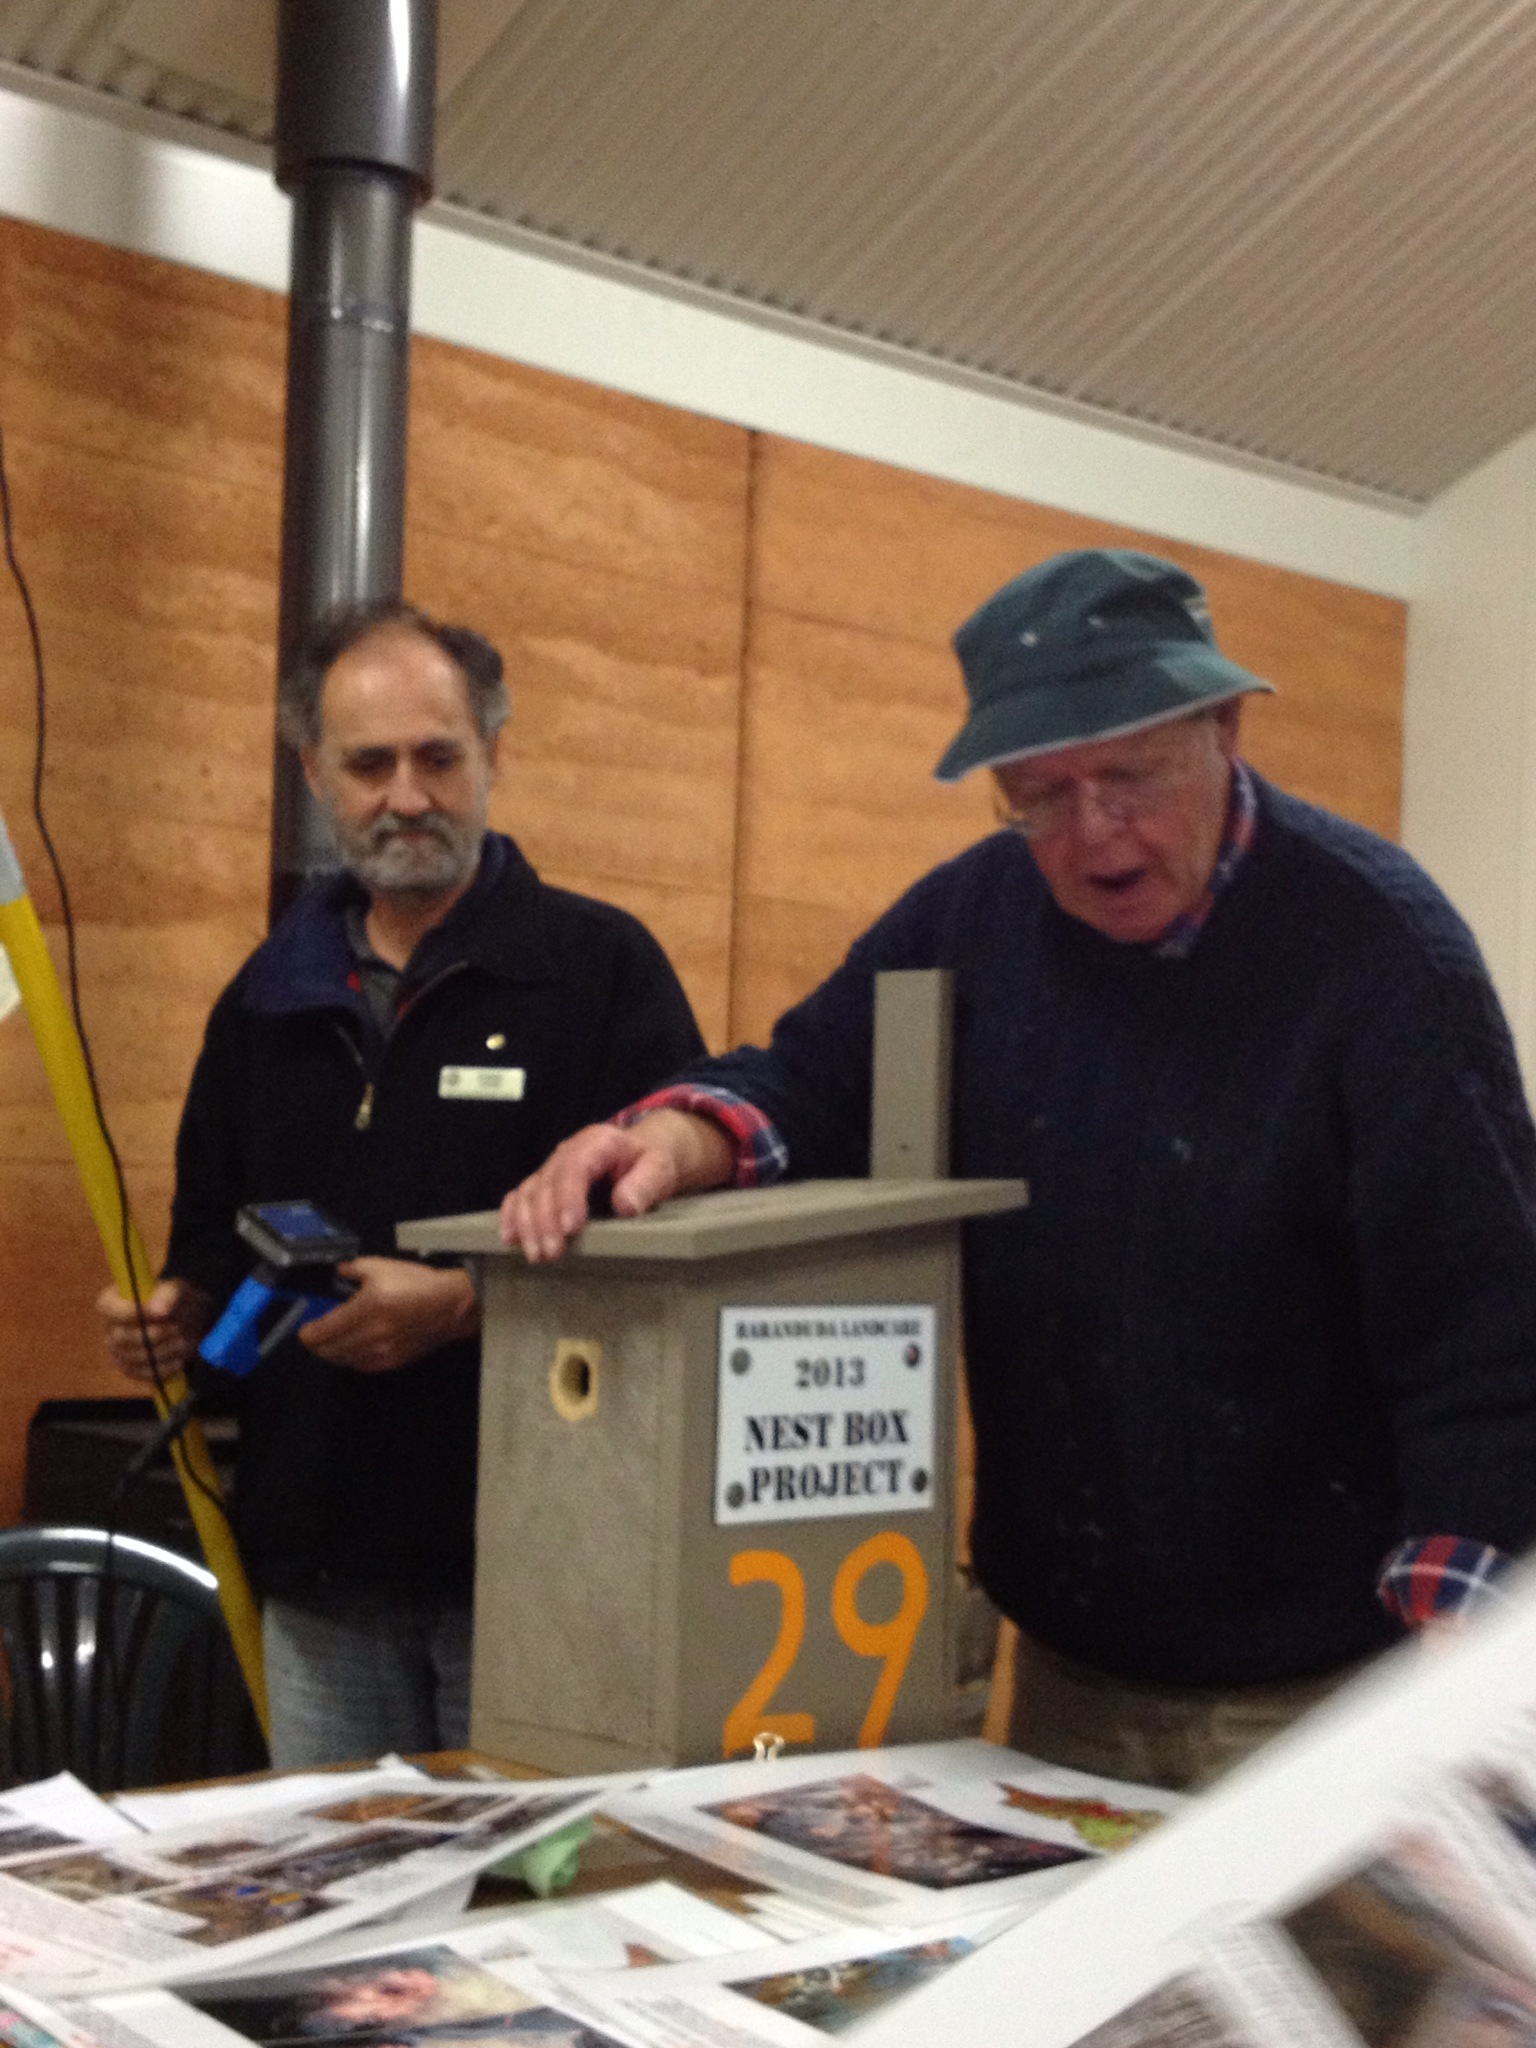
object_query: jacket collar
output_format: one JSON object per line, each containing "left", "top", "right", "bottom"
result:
{"left": 241, "top": 833, "right": 555, "bottom": 1018}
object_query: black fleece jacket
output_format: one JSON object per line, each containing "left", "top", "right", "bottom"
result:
{"left": 165, "top": 833, "right": 704, "bottom": 1599}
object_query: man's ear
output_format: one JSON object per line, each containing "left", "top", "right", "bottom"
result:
{"left": 483, "top": 731, "right": 503, "bottom": 780}
{"left": 300, "top": 748, "right": 325, "bottom": 803}
{"left": 1213, "top": 699, "right": 1243, "bottom": 757}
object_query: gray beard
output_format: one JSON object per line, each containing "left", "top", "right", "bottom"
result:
{"left": 332, "top": 809, "right": 484, "bottom": 900}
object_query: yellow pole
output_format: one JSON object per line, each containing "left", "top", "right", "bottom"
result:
{"left": 0, "top": 806, "right": 269, "bottom": 1734}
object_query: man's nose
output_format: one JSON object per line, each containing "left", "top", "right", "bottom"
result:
{"left": 385, "top": 760, "right": 432, "bottom": 814}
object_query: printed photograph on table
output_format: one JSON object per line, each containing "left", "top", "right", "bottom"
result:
{"left": 546, "top": 1908, "right": 1017, "bottom": 2048}
{"left": 727, "top": 1934, "right": 977, "bottom": 2034}
{"left": 0, "top": 1822, "right": 76, "bottom": 1861}
{"left": 307, "top": 1796, "right": 447, "bottom": 1826}
{"left": 450, "top": 1795, "right": 590, "bottom": 1849}
{"left": 239, "top": 1829, "right": 458, "bottom": 1893}
{"left": 416, "top": 1795, "right": 554, "bottom": 1828}
{"left": 0, "top": 1773, "right": 141, "bottom": 1870}
{"left": 994, "top": 1784, "right": 1165, "bottom": 1853}
{"left": 0, "top": 2005, "right": 74, "bottom": 2048}
{"left": 0, "top": 1987, "right": 104, "bottom": 2048}
{"left": 705, "top": 1773, "right": 1090, "bottom": 1888}
{"left": 305, "top": 1791, "right": 580, "bottom": 1835}
{"left": 3, "top": 1850, "right": 163, "bottom": 1903}
{"left": 366, "top": 1789, "right": 581, "bottom": 1845}
{"left": 606, "top": 1739, "right": 1181, "bottom": 1923}
{"left": 153, "top": 1878, "right": 328, "bottom": 1946}
{"left": 188, "top": 1943, "right": 541, "bottom": 2044}
{"left": 165, "top": 1833, "right": 307, "bottom": 1871}
{"left": 184, "top": 1946, "right": 636, "bottom": 2048}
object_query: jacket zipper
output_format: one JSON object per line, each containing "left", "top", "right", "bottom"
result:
{"left": 333, "top": 1023, "right": 374, "bottom": 1131}
{"left": 334, "top": 961, "right": 470, "bottom": 1132}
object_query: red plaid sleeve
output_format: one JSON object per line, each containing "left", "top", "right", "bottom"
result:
{"left": 615, "top": 1085, "right": 789, "bottom": 1189}
{"left": 1377, "top": 1535, "right": 1513, "bottom": 1626}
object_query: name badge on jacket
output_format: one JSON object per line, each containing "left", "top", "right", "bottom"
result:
{"left": 439, "top": 1066, "right": 526, "bottom": 1101}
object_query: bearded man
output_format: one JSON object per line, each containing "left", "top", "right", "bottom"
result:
{"left": 97, "top": 600, "right": 703, "bottom": 1765}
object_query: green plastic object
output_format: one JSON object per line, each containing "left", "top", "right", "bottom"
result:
{"left": 487, "top": 1813, "right": 594, "bottom": 1896}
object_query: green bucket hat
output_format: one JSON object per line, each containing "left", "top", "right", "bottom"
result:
{"left": 935, "top": 549, "right": 1274, "bottom": 783}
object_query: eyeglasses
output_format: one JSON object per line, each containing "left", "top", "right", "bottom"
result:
{"left": 993, "top": 753, "right": 1201, "bottom": 840}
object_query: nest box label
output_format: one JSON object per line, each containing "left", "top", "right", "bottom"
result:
{"left": 715, "top": 1305, "right": 937, "bottom": 1526}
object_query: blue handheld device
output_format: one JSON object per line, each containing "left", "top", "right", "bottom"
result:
{"left": 199, "top": 1200, "right": 360, "bottom": 1377}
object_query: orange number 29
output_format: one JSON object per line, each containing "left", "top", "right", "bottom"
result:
{"left": 722, "top": 1535, "right": 930, "bottom": 1757}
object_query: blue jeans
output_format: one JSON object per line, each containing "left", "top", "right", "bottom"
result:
{"left": 263, "top": 1588, "right": 474, "bottom": 1768}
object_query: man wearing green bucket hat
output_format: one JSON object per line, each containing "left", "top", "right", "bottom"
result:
{"left": 503, "top": 549, "right": 1536, "bottom": 1789}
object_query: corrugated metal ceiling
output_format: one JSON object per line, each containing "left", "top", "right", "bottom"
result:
{"left": 3, "top": 0, "right": 1535, "bottom": 504}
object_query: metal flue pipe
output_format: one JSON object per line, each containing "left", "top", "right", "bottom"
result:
{"left": 270, "top": 0, "right": 438, "bottom": 922}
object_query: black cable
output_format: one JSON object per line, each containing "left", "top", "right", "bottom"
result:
{"left": 0, "top": 426, "right": 236, "bottom": 1773}
{"left": 104, "top": 1387, "right": 204, "bottom": 1517}
{"left": 1, "top": 432, "right": 149, "bottom": 1373}
{"left": 0, "top": 431, "right": 224, "bottom": 1506}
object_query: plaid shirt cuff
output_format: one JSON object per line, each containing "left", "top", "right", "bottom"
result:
{"left": 1377, "top": 1535, "right": 1514, "bottom": 1626}
{"left": 616, "top": 1085, "right": 789, "bottom": 1189}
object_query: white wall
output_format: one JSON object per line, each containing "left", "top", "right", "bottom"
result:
{"left": 0, "top": 81, "right": 1414, "bottom": 599}
{"left": 1404, "top": 432, "right": 1536, "bottom": 1078}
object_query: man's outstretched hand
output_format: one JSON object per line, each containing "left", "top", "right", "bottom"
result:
{"left": 499, "top": 1109, "right": 735, "bottom": 1262}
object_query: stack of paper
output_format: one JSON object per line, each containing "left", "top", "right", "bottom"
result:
{"left": 0, "top": 1741, "right": 1176, "bottom": 2048}
{"left": 36, "top": 1593, "right": 1536, "bottom": 2048}
{"left": 0, "top": 1762, "right": 627, "bottom": 2000}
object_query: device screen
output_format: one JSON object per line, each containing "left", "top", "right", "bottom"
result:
{"left": 238, "top": 1200, "right": 359, "bottom": 1268}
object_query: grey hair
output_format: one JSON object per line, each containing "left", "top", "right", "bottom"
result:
{"left": 277, "top": 599, "right": 510, "bottom": 750}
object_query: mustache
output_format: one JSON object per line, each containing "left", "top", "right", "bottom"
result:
{"left": 364, "top": 811, "right": 458, "bottom": 849}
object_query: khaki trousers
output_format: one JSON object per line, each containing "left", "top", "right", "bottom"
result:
{"left": 1009, "top": 1632, "right": 1363, "bottom": 1792}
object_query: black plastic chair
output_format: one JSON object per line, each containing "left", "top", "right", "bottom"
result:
{"left": 0, "top": 1526, "right": 268, "bottom": 1791}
